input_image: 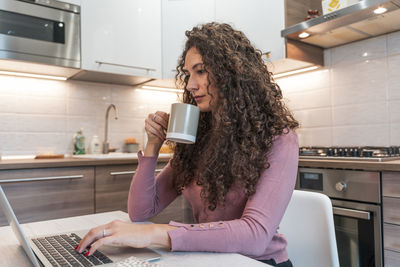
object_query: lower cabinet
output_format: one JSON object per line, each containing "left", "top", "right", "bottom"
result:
{"left": 95, "top": 164, "right": 137, "bottom": 213}
{"left": 95, "top": 162, "right": 194, "bottom": 223}
{"left": 0, "top": 160, "right": 194, "bottom": 227}
{"left": 382, "top": 172, "right": 400, "bottom": 267}
{"left": 0, "top": 167, "right": 95, "bottom": 226}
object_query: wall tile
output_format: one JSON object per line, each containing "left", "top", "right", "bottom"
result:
{"left": 330, "top": 35, "right": 387, "bottom": 66}
{"left": 333, "top": 102, "right": 389, "bottom": 126}
{"left": 331, "top": 79, "right": 387, "bottom": 106}
{"left": 389, "top": 100, "right": 400, "bottom": 123}
{"left": 331, "top": 57, "right": 387, "bottom": 87}
{"left": 284, "top": 88, "right": 331, "bottom": 111}
{"left": 388, "top": 31, "right": 400, "bottom": 56}
{"left": 0, "top": 133, "right": 17, "bottom": 154}
{"left": 390, "top": 123, "right": 400, "bottom": 145}
{"left": 388, "top": 54, "right": 400, "bottom": 100}
{"left": 68, "top": 80, "right": 111, "bottom": 102}
{"left": 332, "top": 124, "right": 389, "bottom": 146}
{"left": 0, "top": 95, "right": 17, "bottom": 113}
{"left": 14, "top": 133, "right": 68, "bottom": 155}
{"left": 14, "top": 115, "right": 67, "bottom": 132}
{"left": 293, "top": 108, "right": 332, "bottom": 128}
{"left": 0, "top": 114, "right": 17, "bottom": 132}
{"left": 277, "top": 69, "right": 330, "bottom": 94}
{"left": 296, "top": 127, "right": 332, "bottom": 147}
{"left": 15, "top": 96, "right": 66, "bottom": 115}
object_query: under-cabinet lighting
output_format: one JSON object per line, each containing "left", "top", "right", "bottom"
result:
{"left": 140, "top": 85, "right": 184, "bottom": 93}
{"left": 0, "top": 70, "right": 68, "bottom": 81}
{"left": 298, "top": 32, "right": 310, "bottom": 39}
{"left": 274, "top": 66, "right": 319, "bottom": 79}
{"left": 373, "top": 7, "right": 387, "bottom": 14}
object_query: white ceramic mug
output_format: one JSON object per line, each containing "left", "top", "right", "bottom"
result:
{"left": 166, "top": 103, "right": 200, "bottom": 144}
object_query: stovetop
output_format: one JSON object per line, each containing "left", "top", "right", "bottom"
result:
{"left": 299, "top": 146, "right": 400, "bottom": 162}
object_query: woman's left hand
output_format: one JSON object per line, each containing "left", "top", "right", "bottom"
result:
{"left": 76, "top": 220, "right": 156, "bottom": 256}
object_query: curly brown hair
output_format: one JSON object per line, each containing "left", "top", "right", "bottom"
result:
{"left": 170, "top": 22, "right": 298, "bottom": 211}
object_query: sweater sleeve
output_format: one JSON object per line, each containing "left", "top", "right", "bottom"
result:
{"left": 128, "top": 151, "right": 178, "bottom": 222}
{"left": 167, "top": 130, "right": 299, "bottom": 258}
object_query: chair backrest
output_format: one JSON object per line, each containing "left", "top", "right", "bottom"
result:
{"left": 279, "top": 190, "right": 340, "bottom": 267}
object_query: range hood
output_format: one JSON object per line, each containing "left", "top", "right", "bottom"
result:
{"left": 281, "top": 0, "right": 400, "bottom": 48}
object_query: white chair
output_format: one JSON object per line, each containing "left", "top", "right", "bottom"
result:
{"left": 279, "top": 190, "right": 340, "bottom": 267}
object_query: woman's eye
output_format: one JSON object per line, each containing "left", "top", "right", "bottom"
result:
{"left": 198, "top": 69, "right": 205, "bottom": 74}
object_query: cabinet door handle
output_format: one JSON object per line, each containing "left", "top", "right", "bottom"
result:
{"left": 95, "top": 61, "right": 156, "bottom": 72}
{"left": 333, "top": 207, "right": 371, "bottom": 220}
{"left": 110, "top": 171, "right": 136, "bottom": 176}
{"left": 0, "top": 175, "right": 84, "bottom": 183}
{"left": 155, "top": 169, "right": 163, "bottom": 173}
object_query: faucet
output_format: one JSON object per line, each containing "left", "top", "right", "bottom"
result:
{"left": 103, "top": 104, "right": 118, "bottom": 154}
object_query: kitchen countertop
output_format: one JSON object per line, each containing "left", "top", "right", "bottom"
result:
{"left": 2, "top": 154, "right": 400, "bottom": 172}
{"left": 0, "top": 154, "right": 171, "bottom": 170}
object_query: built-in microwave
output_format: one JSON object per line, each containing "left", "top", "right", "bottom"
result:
{"left": 0, "top": 0, "right": 80, "bottom": 68}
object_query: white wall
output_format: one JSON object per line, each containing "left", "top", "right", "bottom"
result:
{"left": 0, "top": 78, "right": 178, "bottom": 155}
{"left": 277, "top": 30, "right": 400, "bottom": 147}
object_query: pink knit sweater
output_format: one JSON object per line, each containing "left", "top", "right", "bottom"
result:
{"left": 128, "top": 130, "right": 298, "bottom": 263}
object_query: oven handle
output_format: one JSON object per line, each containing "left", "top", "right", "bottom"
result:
{"left": 333, "top": 207, "right": 371, "bottom": 220}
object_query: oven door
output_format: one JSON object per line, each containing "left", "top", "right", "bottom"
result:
{"left": 332, "top": 199, "right": 382, "bottom": 267}
{"left": 0, "top": 0, "right": 80, "bottom": 68}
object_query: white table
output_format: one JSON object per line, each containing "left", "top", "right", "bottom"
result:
{"left": 0, "top": 211, "right": 270, "bottom": 267}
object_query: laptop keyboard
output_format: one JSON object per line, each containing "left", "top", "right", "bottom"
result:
{"left": 32, "top": 233, "right": 113, "bottom": 267}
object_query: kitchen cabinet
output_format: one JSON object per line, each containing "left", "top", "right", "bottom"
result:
{"left": 161, "top": 0, "right": 215, "bottom": 78}
{"left": 81, "top": 0, "right": 162, "bottom": 78}
{"left": 161, "top": 0, "right": 285, "bottom": 79}
{"left": 382, "top": 172, "right": 400, "bottom": 267}
{"left": 0, "top": 167, "right": 94, "bottom": 226}
{"left": 95, "top": 164, "right": 138, "bottom": 213}
{"left": 95, "top": 162, "right": 193, "bottom": 223}
{"left": 215, "top": 0, "right": 285, "bottom": 62}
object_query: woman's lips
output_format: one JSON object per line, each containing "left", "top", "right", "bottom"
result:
{"left": 194, "top": 95, "right": 205, "bottom": 101}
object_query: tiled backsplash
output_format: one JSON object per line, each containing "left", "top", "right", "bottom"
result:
{"left": 0, "top": 30, "right": 399, "bottom": 155}
{"left": 0, "top": 77, "right": 178, "bottom": 155}
{"left": 278, "top": 30, "right": 400, "bottom": 147}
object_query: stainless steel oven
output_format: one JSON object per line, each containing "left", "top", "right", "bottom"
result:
{"left": 0, "top": 0, "right": 80, "bottom": 68}
{"left": 297, "top": 168, "right": 382, "bottom": 267}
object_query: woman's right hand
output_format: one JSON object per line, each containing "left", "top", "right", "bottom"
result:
{"left": 145, "top": 111, "right": 169, "bottom": 146}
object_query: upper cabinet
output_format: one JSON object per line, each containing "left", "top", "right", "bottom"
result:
{"left": 161, "top": 0, "right": 215, "bottom": 79}
{"left": 161, "top": 0, "right": 285, "bottom": 79}
{"left": 81, "top": 0, "right": 162, "bottom": 78}
{"left": 80, "top": 0, "right": 285, "bottom": 81}
{"left": 215, "top": 0, "right": 285, "bottom": 62}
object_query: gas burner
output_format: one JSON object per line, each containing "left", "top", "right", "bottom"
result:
{"left": 299, "top": 146, "right": 400, "bottom": 162}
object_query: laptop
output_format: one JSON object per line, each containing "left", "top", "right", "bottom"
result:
{"left": 0, "top": 185, "right": 161, "bottom": 267}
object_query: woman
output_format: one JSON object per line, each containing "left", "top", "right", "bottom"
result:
{"left": 76, "top": 22, "right": 299, "bottom": 267}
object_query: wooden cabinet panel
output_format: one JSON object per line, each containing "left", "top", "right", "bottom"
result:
{"left": 384, "top": 223, "right": 400, "bottom": 253}
{"left": 385, "top": 249, "right": 400, "bottom": 267}
{"left": 0, "top": 167, "right": 94, "bottom": 226}
{"left": 95, "top": 164, "right": 137, "bottom": 213}
{"left": 383, "top": 197, "right": 400, "bottom": 225}
{"left": 95, "top": 162, "right": 168, "bottom": 214}
{"left": 149, "top": 194, "right": 195, "bottom": 224}
{"left": 382, "top": 172, "right": 400, "bottom": 198}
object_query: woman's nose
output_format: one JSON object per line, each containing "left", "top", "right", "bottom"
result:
{"left": 186, "top": 76, "right": 198, "bottom": 92}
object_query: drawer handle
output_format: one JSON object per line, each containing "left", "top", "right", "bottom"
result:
{"left": 0, "top": 175, "right": 84, "bottom": 183}
{"left": 333, "top": 207, "right": 371, "bottom": 220}
{"left": 110, "top": 171, "right": 136, "bottom": 176}
{"left": 95, "top": 61, "right": 156, "bottom": 72}
{"left": 155, "top": 169, "right": 163, "bottom": 173}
